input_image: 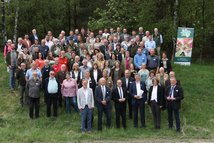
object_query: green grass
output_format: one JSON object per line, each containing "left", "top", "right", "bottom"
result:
{"left": 0, "top": 54, "right": 214, "bottom": 142}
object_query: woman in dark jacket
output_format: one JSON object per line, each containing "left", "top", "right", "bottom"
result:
{"left": 159, "top": 52, "right": 172, "bottom": 74}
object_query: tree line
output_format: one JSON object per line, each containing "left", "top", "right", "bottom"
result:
{"left": 1, "top": 0, "right": 214, "bottom": 60}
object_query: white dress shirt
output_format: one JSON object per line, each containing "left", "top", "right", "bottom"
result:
{"left": 151, "top": 85, "right": 158, "bottom": 102}
{"left": 93, "top": 70, "right": 98, "bottom": 83}
{"left": 101, "top": 85, "right": 106, "bottom": 100}
{"left": 83, "top": 88, "right": 89, "bottom": 105}
{"left": 48, "top": 78, "right": 58, "bottom": 94}
{"left": 136, "top": 81, "right": 141, "bottom": 96}
{"left": 117, "top": 87, "right": 123, "bottom": 98}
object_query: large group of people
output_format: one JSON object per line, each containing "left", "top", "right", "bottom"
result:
{"left": 4, "top": 27, "right": 184, "bottom": 133}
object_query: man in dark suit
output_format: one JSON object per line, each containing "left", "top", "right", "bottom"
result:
{"left": 112, "top": 79, "right": 127, "bottom": 129}
{"left": 165, "top": 77, "right": 184, "bottom": 132}
{"left": 165, "top": 71, "right": 181, "bottom": 88}
{"left": 95, "top": 78, "right": 112, "bottom": 130}
{"left": 130, "top": 74, "right": 147, "bottom": 128}
{"left": 121, "top": 70, "right": 134, "bottom": 119}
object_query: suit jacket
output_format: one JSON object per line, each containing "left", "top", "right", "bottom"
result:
{"left": 6, "top": 51, "right": 18, "bottom": 67}
{"left": 130, "top": 81, "right": 147, "bottom": 104}
{"left": 90, "top": 69, "right": 102, "bottom": 84}
{"left": 165, "top": 85, "right": 184, "bottom": 109}
{"left": 148, "top": 85, "right": 164, "bottom": 106}
{"left": 110, "top": 68, "right": 123, "bottom": 83}
{"left": 77, "top": 87, "right": 94, "bottom": 109}
{"left": 121, "top": 77, "right": 134, "bottom": 92}
{"left": 112, "top": 86, "right": 127, "bottom": 108}
{"left": 95, "top": 85, "right": 112, "bottom": 109}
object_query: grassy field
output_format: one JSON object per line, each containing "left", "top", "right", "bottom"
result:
{"left": 0, "top": 55, "right": 214, "bottom": 142}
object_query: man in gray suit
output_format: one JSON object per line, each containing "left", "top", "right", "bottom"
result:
{"left": 77, "top": 79, "right": 94, "bottom": 133}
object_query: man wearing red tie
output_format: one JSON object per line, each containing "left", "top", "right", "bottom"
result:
{"left": 165, "top": 77, "right": 184, "bottom": 132}
{"left": 112, "top": 79, "right": 127, "bottom": 129}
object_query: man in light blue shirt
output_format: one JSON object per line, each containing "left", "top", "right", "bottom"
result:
{"left": 145, "top": 35, "right": 156, "bottom": 52}
{"left": 134, "top": 48, "right": 147, "bottom": 71}
{"left": 26, "top": 62, "right": 42, "bottom": 81}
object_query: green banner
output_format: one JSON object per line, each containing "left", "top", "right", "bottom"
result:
{"left": 174, "top": 27, "right": 194, "bottom": 65}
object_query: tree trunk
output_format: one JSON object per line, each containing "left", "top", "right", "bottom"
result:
{"left": 13, "top": 6, "right": 19, "bottom": 44}
{"left": 1, "top": 0, "right": 7, "bottom": 50}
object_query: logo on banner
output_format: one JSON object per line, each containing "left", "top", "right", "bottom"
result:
{"left": 180, "top": 29, "right": 191, "bottom": 38}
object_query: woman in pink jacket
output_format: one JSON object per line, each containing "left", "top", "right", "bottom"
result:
{"left": 61, "top": 72, "right": 78, "bottom": 113}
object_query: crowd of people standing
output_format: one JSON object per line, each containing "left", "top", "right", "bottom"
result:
{"left": 4, "top": 27, "right": 184, "bottom": 133}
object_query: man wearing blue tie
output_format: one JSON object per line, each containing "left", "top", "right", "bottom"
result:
{"left": 165, "top": 77, "right": 184, "bottom": 132}
{"left": 95, "top": 78, "right": 112, "bottom": 130}
{"left": 130, "top": 74, "right": 147, "bottom": 128}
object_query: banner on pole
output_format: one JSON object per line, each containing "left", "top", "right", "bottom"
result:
{"left": 174, "top": 27, "right": 194, "bottom": 65}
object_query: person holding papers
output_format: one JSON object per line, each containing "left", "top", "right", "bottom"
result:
{"left": 130, "top": 74, "right": 147, "bottom": 128}
{"left": 112, "top": 79, "right": 127, "bottom": 129}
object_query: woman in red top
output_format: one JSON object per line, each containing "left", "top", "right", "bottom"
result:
{"left": 35, "top": 52, "right": 44, "bottom": 70}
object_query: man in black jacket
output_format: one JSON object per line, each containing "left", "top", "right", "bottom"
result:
{"left": 165, "top": 77, "right": 184, "bottom": 132}
{"left": 16, "top": 63, "right": 27, "bottom": 106}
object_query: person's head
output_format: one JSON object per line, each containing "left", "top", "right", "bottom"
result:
{"left": 116, "top": 43, "right": 121, "bottom": 50}
{"left": 125, "top": 35, "right": 129, "bottom": 41}
{"left": 152, "top": 78, "right": 159, "bottom": 86}
{"left": 93, "top": 62, "right": 98, "bottom": 69}
{"left": 47, "top": 31, "right": 52, "bottom": 36}
{"left": 169, "top": 71, "right": 175, "bottom": 78}
{"left": 110, "top": 28, "right": 114, "bottom": 34}
{"left": 82, "top": 59, "right": 88, "bottom": 66}
{"left": 75, "top": 29, "right": 79, "bottom": 35}
{"left": 90, "top": 32, "right": 94, "bottom": 38}
{"left": 41, "top": 39, "right": 46, "bottom": 46}
{"left": 111, "top": 53, "right": 116, "bottom": 60}
{"left": 141, "top": 63, "right": 146, "bottom": 69}
{"left": 104, "top": 28, "right": 108, "bottom": 33}
{"left": 60, "top": 50, "right": 65, "bottom": 58}
{"left": 96, "top": 37, "right": 101, "bottom": 43}
{"left": 137, "top": 48, "right": 142, "bottom": 55}
{"left": 102, "top": 69, "right": 108, "bottom": 78}
{"left": 73, "top": 63, "right": 79, "bottom": 70}
{"left": 75, "top": 55, "right": 80, "bottom": 62}
{"left": 44, "top": 60, "right": 50, "bottom": 67}
{"left": 66, "top": 72, "right": 71, "bottom": 79}
{"left": 49, "top": 71, "right": 55, "bottom": 78}
{"left": 99, "top": 77, "right": 106, "bottom": 86}
{"left": 123, "top": 28, "right": 127, "bottom": 34}
{"left": 98, "top": 30, "right": 103, "bottom": 35}
{"left": 32, "top": 29, "right": 37, "bottom": 35}
{"left": 124, "top": 70, "right": 130, "bottom": 78}
{"left": 85, "top": 71, "right": 90, "bottom": 79}
{"left": 117, "top": 27, "right": 121, "bottom": 33}
{"left": 103, "top": 39, "right": 108, "bottom": 46}
{"left": 61, "top": 64, "right": 66, "bottom": 72}
{"left": 104, "top": 60, "right": 110, "bottom": 67}
{"left": 82, "top": 79, "right": 88, "bottom": 88}
{"left": 117, "top": 79, "right": 122, "bottom": 87}
{"left": 32, "top": 71, "right": 38, "bottom": 79}
{"left": 140, "top": 41, "right": 144, "bottom": 48}
{"left": 170, "top": 77, "right": 177, "bottom": 86}
{"left": 162, "top": 52, "right": 167, "bottom": 59}
{"left": 149, "top": 35, "right": 153, "bottom": 41}
{"left": 31, "top": 62, "right": 37, "bottom": 70}
{"left": 130, "top": 63, "right": 134, "bottom": 70}
{"left": 20, "top": 63, "right": 26, "bottom": 70}
{"left": 97, "top": 53, "right": 104, "bottom": 61}
{"left": 159, "top": 67, "right": 165, "bottom": 73}
{"left": 38, "top": 52, "right": 43, "bottom": 59}
{"left": 18, "top": 37, "right": 22, "bottom": 44}
{"left": 139, "top": 27, "right": 143, "bottom": 33}
{"left": 7, "top": 39, "right": 12, "bottom": 45}
{"left": 130, "top": 39, "right": 135, "bottom": 45}
{"left": 113, "top": 36, "right": 118, "bottom": 43}
{"left": 125, "top": 51, "right": 130, "bottom": 57}
{"left": 149, "top": 70, "right": 155, "bottom": 78}
{"left": 135, "top": 35, "right": 140, "bottom": 42}
{"left": 132, "top": 30, "right": 136, "bottom": 36}
{"left": 134, "top": 74, "right": 141, "bottom": 82}
{"left": 61, "top": 30, "right": 65, "bottom": 36}
{"left": 24, "top": 35, "right": 29, "bottom": 39}
{"left": 150, "top": 49, "right": 155, "bottom": 55}
{"left": 54, "top": 57, "right": 59, "bottom": 64}
{"left": 34, "top": 39, "right": 39, "bottom": 45}
{"left": 115, "top": 60, "right": 120, "bottom": 68}
{"left": 154, "top": 28, "right": 159, "bottom": 33}
{"left": 11, "top": 44, "right": 15, "bottom": 50}
{"left": 145, "top": 31, "right": 150, "bottom": 36}
{"left": 19, "top": 53, "right": 24, "bottom": 58}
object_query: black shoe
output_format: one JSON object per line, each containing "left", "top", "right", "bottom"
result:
{"left": 176, "top": 129, "right": 181, "bottom": 132}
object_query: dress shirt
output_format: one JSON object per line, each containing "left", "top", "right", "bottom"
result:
{"left": 118, "top": 87, "right": 123, "bottom": 98}
{"left": 93, "top": 70, "right": 98, "bottom": 83}
{"left": 151, "top": 85, "right": 158, "bottom": 101}
{"left": 83, "top": 88, "right": 89, "bottom": 105}
{"left": 101, "top": 85, "right": 106, "bottom": 100}
{"left": 136, "top": 81, "right": 141, "bottom": 96}
{"left": 48, "top": 77, "right": 58, "bottom": 94}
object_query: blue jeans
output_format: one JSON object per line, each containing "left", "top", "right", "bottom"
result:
{"left": 65, "top": 96, "right": 78, "bottom": 113}
{"left": 81, "top": 106, "right": 92, "bottom": 132}
{"left": 9, "top": 66, "right": 16, "bottom": 89}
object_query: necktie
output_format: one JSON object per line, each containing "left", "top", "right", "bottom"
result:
{"left": 102, "top": 86, "right": 105, "bottom": 100}
{"left": 170, "top": 86, "right": 174, "bottom": 98}
{"left": 119, "top": 87, "right": 123, "bottom": 98}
